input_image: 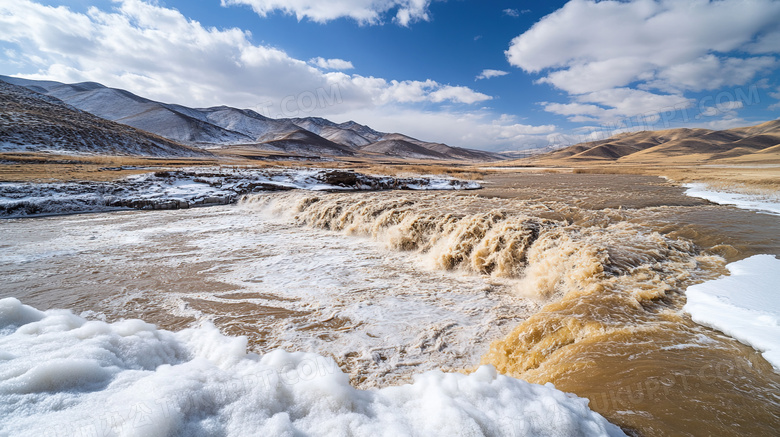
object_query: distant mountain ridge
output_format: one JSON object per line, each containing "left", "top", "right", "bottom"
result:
{"left": 1, "top": 75, "right": 498, "bottom": 161}
{"left": 528, "top": 119, "right": 780, "bottom": 165}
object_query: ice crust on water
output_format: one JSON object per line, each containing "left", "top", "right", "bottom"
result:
{"left": 684, "top": 183, "right": 780, "bottom": 216}
{"left": 684, "top": 255, "right": 780, "bottom": 369}
{"left": 0, "top": 168, "right": 481, "bottom": 217}
{"left": 0, "top": 298, "right": 624, "bottom": 437}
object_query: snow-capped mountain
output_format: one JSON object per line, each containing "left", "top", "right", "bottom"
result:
{"left": 199, "top": 107, "right": 303, "bottom": 143}
{"left": 2, "top": 76, "right": 499, "bottom": 161}
{"left": 0, "top": 79, "right": 209, "bottom": 157}
{"left": 336, "top": 120, "right": 385, "bottom": 143}
{"left": 0, "top": 77, "right": 256, "bottom": 146}
{"left": 371, "top": 133, "right": 498, "bottom": 161}
{"left": 253, "top": 129, "right": 356, "bottom": 156}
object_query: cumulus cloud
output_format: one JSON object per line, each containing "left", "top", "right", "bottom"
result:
{"left": 0, "top": 0, "right": 488, "bottom": 112}
{"left": 309, "top": 57, "right": 354, "bottom": 70}
{"left": 702, "top": 116, "right": 751, "bottom": 131}
{"left": 476, "top": 69, "right": 509, "bottom": 80}
{"left": 507, "top": 0, "right": 780, "bottom": 80}
{"left": 700, "top": 100, "right": 744, "bottom": 117}
{"left": 644, "top": 55, "right": 777, "bottom": 93}
{"left": 770, "top": 89, "right": 780, "bottom": 110}
{"left": 221, "top": 0, "right": 432, "bottom": 26}
{"left": 507, "top": 0, "right": 780, "bottom": 122}
{"left": 358, "top": 78, "right": 491, "bottom": 105}
{"left": 543, "top": 88, "right": 692, "bottom": 123}
{"left": 338, "top": 107, "right": 556, "bottom": 151}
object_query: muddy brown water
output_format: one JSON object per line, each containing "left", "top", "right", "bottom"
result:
{"left": 478, "top": 174, "right": 780, "bottom": 436}
{"left": 2, "top": 172, "right": 779, "bottom": 436}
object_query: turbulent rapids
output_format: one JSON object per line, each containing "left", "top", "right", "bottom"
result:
{"left": 242, "top": 189, "right": 780, "bottom": 435}
{"left": 3, "top": 173, "right": 780, "bottom": 436}
{"left": 243, "top": 191, "right": 720, "bottom": 301}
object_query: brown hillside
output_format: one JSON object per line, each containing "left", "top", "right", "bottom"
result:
{"left": 528, "top": 119, "right": 780, "bottom": 166}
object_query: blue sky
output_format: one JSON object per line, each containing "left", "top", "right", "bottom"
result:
{"left": 2, "top": 0, "right": 780, "bottom": 151}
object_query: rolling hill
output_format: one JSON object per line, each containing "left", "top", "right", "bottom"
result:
{"left": 529, "top": 120, "right": 780, "bottom": 165}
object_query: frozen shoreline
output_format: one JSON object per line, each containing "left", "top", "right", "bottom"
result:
{"left": 680, "top": 182, "right": 780, "bottom": 368}
{"left": 684, "top": 254, "right": 780, "bottom": 369}
{"left": 683, "top": 182, "right": 780, "bottom": 216}
{"left": 0, "top": 168, "right": 481, "bottom": 218}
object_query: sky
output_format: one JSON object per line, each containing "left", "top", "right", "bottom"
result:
{"left": 2, "top": 0, "right": 780, "bottom": 152}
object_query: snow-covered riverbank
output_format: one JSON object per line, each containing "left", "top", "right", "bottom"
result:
{"left": 683, "top": 183, "right": 780, "bottom": 216}
{"left": 0, "top": 168, "right": 480, "bottom": 217}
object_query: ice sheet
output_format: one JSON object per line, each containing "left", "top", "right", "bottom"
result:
{"left": 684, "top": 183, "right": 780, "bottom": 216}
{"left": 684, "top": 254, "right": 780, "bottom": 369}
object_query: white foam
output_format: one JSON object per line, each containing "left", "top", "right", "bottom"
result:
{"left": 0, "top": 203, "right": 529, "bottom": 387}
{"left": 683, "top": 183, "right": 780, "bottom": 216}
{"left": 683, "top": 254, "right": 780, "bottom": 369}
{"left": 0, "top": 298, "right": 624, "bottom": 436}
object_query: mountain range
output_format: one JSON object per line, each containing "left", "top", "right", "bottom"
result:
{"left": 4, "top": 74, "right": 778, "bottom": 165}
{"left": 0, "top": 80, "right": 208, "bottom": 157}
{"left": 525, "top": 119, "right": 780, "bottom": 165}
{"left": 0, "top": 75, "right": 497, "bottom": 161}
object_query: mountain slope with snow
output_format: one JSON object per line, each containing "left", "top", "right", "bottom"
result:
{"left": 0, "top": 79, "right": 209, "bottom": 157}
{"left": 254, "top": 129, "right": 356, "bottom": 156}
{"left": 2, "top": 76, "right": 500, "bottom": 161}
{"left": 0, "top": 76, "right": 255, "bottom": 146}
{"left": 361, "top": 139, "right": 450, "bottom": 159}
{"left": 378, "top": 133, "right": 499, "bottom": 161}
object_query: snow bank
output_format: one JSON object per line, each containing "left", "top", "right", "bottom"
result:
{"left": 684, "top": 183, "right": 780, "bottom": 216}
{"left": 0, "top": 168, "right": 480, "bottom": 218}
{"left": 0, "top": 298, "right": 623, "bottom": 437}
{"left": 684, "top": 255, "right": 780, "bottom": 369}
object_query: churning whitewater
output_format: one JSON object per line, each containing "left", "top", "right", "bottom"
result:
{"left": 3, "top": 173, "right": 780, "bottom": 436}
{"left": 0, "top": 298, "right": 624, "bottom": 437}
{"left": 240, "top": 187, "right": 780, "bottom": 435}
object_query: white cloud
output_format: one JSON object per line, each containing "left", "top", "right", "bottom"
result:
{"left": 644, "top": 55, "right": 777, "bottom": 93}
{"left": 535, "top": 58, "right": 653, "bottom": 95}
{"left": 476, "top": 69, "right": 509, "bottom": 81}
{"left": 770, "top": 89, "right": 780, "bottom": 110}
{"left": 507, "top": 0, "right": 780, "bottom": 78}
{"left": 369, "top": 79, "right": 490, "bottom": 105}
{"left": 428, "top": 85, "right": 491, "bottom": 104}
{"left": 543, "top": 88, "right": 692, "bottom": 124}
{"left": 221, "top": 0, "right": 432, "bottom": 26}
{"left": 503, "top": 8, "right": 530, "bottom": 17}
{"left": 309, "top": 57, "right": 354, "bottom": 70}
{"left": 336, "top": 107, "right": 556, "bottom": 151}
{"left": 507, "top": 0, "right": 780, "bottom": 123}
{"left": 702, "top": 116, "right": 750, "bottom": 131}
{"left": 700, "top": 100, "right": 744, "bottom": 117}
{"left": 0, "top": 0, "right": 488, "bottom": 112}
